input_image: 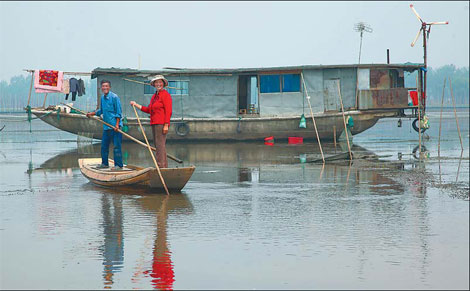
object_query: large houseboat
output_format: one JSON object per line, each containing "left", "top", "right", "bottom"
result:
{"left": 29, "top": 63, "right": 424, "bottom": 142}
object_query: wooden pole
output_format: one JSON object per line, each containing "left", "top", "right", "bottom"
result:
{"left": 27, "top": 71, "right": 34, "bottom": 107}
{"left": 449, "top": 78, "right": 464, "bottom": 151}
{"left": 132, "top": 105, "right": 170, "bottom": 195}
{"left": 333, "top": 125, "right": 337, "bottom": 151}
{"left": 336, "top": 82, "right": 353, "bottom": 161}
{"left": 417, "top": 73, "right": 422, "bottom": 155}
{"left": 301, "top": 73, "right": 325, "bottom": 164}
{"left": 42, "top": 93, "right": 48, "bottom": 108}
{"left": 438, "top": 77, "right": 446, "bottom": 154}
{"left": 60, "top": 103, "right": 183, "bottom": 164}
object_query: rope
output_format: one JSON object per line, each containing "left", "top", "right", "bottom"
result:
{"left": 0, "top": 108, "right": 55, "bottom": 122}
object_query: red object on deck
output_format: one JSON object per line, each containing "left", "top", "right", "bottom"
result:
{"left": 409, "top": 91, "right": 418, "bottom": 106}
{"left": 264, "top": 136, "right": 274, "bottom": 141}
{"left": 288, "top": 137, "right": 303, "bottom": 144}
{"left": 264, "top": 141, "right": 274, "bottom": 146}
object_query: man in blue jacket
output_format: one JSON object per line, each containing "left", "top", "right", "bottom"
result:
{"left": 86, "top": 80, "right": 123, "bottom": 170}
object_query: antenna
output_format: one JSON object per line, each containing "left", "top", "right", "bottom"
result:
{"left": 409, "top": 3, "right": 448, "bottom": 111}
{"left": 354, "top": 22, "right": 373, "bottom": 64}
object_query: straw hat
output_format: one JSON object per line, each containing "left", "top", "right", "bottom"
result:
{"left": 150, "top": 75, "right": 169, "bottom": 87}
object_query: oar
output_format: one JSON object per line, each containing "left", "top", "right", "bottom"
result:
{"left": 60, "top": 103, "right": 183, "bottom": 164}
{"left": 132, "top": 104, "right": 170, "bottom": 195}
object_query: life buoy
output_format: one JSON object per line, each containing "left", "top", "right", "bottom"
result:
{"left": 175, "top": 122, "right": 189, "bottom": 136}
{"left": 412, "top": 118, "right": 427, "bottom": 133}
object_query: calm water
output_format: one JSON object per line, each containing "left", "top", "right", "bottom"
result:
{"left": 0, "top": 109, "right": 469, "bottom": 289}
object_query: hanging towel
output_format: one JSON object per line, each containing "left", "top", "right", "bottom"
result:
{"left": 34, "top": 70, "right": 63, "bottom": 92}
{"left": 61, "top": 79, "right": 70, "bottom": 94}
{"left": 78, "top": 78, "right": 86, "bottom": 96}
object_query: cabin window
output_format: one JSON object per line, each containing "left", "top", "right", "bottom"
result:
{"left": 143, "top": 80, "right": 189, "bottom": 95}
{"left": 282, "top": 74, "right": 301, "bottom": 92}
{"left": 168, "top": 81, "right": 189, "bottom": 95}
{"left": 260, "top": 75, "right": 281, "bottom": 93}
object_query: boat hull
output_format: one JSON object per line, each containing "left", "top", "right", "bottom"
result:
{"left": 32, "top": 109, "right": 398, "bottom": 141}
{"left": 78, "top": 158, "right": 195, "bottom": 191}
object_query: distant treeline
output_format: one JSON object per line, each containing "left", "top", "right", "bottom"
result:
{"left": 0, "top": 65, "right": 468, "bottom": 112}
{"left": 421, "top": 65, "right": 468, "bottom": 106}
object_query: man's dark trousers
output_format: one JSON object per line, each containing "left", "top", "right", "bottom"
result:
{"left": 101, "top": 129, "right": 123, "bottom": 167}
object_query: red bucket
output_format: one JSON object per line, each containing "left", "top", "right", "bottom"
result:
{"left": 288, "top": 137, "right": 303, "bottom": 144}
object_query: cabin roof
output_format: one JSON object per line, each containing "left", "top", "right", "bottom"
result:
{"left": 91, "top": 63, "right": 423, "bottom": 78}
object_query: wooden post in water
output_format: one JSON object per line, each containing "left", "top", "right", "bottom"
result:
{"left": 438, "top": 77, "right": 446, "bottom": 155}
{"left": 301, "top": 72, "right": 325, "bottom": 164}
{"left": 449, "top": 78, "right": 464, "bottom": 151}
{"left": 336, "top": 82, "right": 353, "bottom": 161}
{"left": 27, "top": 71, "right": 33, "bottom": 107}
{"left": 417, "top": 73, "right": 422, "bottom": 155}
{"left": 333, "top": 125, "right": 337, "bottom": 152}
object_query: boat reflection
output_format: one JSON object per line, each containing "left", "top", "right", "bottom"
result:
{"left": 90, "top": 185, "right": 192, "bottom": 289}
{"left": 32, "top": 141, "right": 418, "bottom": 196}
{"left": 100, "top": 194, "right": 124, "bottom": 288}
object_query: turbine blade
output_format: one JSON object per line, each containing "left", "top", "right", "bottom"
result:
{"left": 411, "top": 28, "right": 422, "bottom": 47}
{"left": 427, "top": 21, "right": 449, "bottom": 25}
{"left": 410, "top": 4, "right": 423, "bottom": 23}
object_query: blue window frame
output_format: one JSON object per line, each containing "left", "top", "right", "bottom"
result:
{"left": 282, "top": 74, "right": 301, "bottom": 92}
{"left": 168, "top": 81, "right": 189, "bottom": 95}
{"left": 144, "top": 80, "right": 189, "bottom": 95}
{"left": 260, "top": 74, "right": 280, "bottom": 93}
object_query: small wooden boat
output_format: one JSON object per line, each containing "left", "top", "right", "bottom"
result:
{"left": 78, "top": 158, "right": 195, "bottom": 191}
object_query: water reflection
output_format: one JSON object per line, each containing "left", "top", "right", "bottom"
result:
{"left": 33, "top": 141, "right": 416, "bottom": 197}
{"left": 88, "top": 184, "right": 193, "bottom": 289}
{"left": 100, "top": 194, "right": 124, "bottom": 288}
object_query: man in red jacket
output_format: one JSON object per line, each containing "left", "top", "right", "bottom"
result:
{"left": 130, "top": 75, "right": 172, "bottom": 168}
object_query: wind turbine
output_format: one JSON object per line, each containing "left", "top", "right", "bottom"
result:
{"left": 409, "top": 4, "right": 448, "bottom": 110}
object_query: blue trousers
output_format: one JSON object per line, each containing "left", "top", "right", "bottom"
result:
{"left": 101, "top": 129, "right": 123, "bottom": 167}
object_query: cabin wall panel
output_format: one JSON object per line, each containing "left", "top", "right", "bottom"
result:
{"left": 183, "top": 75, "right": 238, "bottom": 118}
{"left": 96, "top": 75, "right": 238, "bottom": 119}
{"left": 259, "top": 92, "right": 304, "bottom": 117}
{"left": 323, "top": 68, "right": 357, "bottom": 110}
{"left": 302, "top": 69, "right": 324, "bottom": 113}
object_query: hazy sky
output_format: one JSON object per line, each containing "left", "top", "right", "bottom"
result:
{"left": 0, "top": 1, "right": 468, "bottom": 81}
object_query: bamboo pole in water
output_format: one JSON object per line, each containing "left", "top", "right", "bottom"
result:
{"left": 333, "top": 125, "right": 337, "bottom": 153}
{"left": 438, "top": 77, "right": 446, "bottom": 154}
{"left": 301, "top": 72, "right": 325, "bottom": 164}
{"left": 417, "top": 74, "right": 422, "bottom": 155}
{"left": 336, "top": 82, "right": 353, "bottom": 161}
{"left": 27, "top": 71, "right": 33, "bottom": 107}
{"left": 449, "top": 78, "right": 464, "bottom": 151}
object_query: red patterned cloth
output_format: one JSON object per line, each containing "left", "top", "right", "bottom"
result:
{"left": 38, "top": 70, "right": 59, "bottom": 87}
{"left": 34, "top": 69, "right": 64, "bottom": 93}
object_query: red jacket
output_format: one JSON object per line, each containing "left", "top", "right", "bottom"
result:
{"left": 141, "top": 89, "right": 172, "bottom": 125}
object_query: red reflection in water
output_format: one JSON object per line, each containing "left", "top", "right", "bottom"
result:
{"left": 144, "top": 250, "right": 175, "bottom": 290}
